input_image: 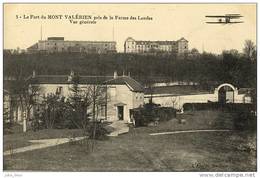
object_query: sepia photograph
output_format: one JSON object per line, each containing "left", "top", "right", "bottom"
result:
{"left": 2, "top": 2, "right": 257, "bottom": 174}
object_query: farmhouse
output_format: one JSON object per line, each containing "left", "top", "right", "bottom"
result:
{"left": 28, "top": 71, "right": 144, "bottom": 123}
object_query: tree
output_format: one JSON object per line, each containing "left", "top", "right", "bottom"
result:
{"left": 190, "top": 48, "right": 200, "bottom": 58}
{"left": 65, "top": 74, "right": 92, "bottom": 130}
{"left": 40, "top": 94, "right": 66, "bottom": 129}
{"left": 7, "top": 69, "right": 41, "bottom": 132}
{"left": 65, "top": 73, "right": 107, "bottom": 135}
{"left": 243, "top": 40, "right": 256, "bottom": 61}
{"left": 20, "top": 82, "right": 41, "bottom": 132}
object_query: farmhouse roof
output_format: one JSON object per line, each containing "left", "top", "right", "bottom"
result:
{"left": 105, "top": 76, "right": 144, "bottom": 92}
{"left": 29, "top": 75, "right": 114, "bottom": 84}
{"left": 28, "top": 74, "right": 144, "bottom": 92}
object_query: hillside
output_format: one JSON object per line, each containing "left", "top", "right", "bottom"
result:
{"left": 3, "top": 52, "right": 256, "bottom": 88}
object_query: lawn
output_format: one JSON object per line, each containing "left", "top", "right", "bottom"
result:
{"left": 3, "top": 110, "right": 256, "bottom": 171}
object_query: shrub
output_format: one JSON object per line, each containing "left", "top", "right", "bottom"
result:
{"left": 183, "top": 102, "right": 254, "bottom": 112}
{"left": 86, "top": 121, "right": 109, "bottom": 140}
{"left": 131, "top": 105, "right": 176, "bottom": 127}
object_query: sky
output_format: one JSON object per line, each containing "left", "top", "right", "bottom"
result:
{"left": 4, "top": 4, "right": 256, "bottom": 53}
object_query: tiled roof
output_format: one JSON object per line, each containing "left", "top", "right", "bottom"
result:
{"left": 238, "top": 88, "right": 254, "bottom": 95}
{"left": 144, "top": 85, "right": 211, "bottom": 96}
{"left": 135, "top": 40, "right": 176, "bottom": 45}
{"left": 177, "top": 37, "right": 188, "bottom": 42}
{"left": 105, "top": 76, "right": 144, "bottom": 92}
{"left": 28, "top": 75, "right": 144, "bottom": 92}
{"left": 27, "top": 43, "right": 38, "bottom": 50}
{"left": 29, "top": 75, "right": 114, "bottom": 84}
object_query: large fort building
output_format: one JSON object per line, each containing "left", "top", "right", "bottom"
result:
{"left": 27, "top": 37, "right": 117, "bottom": 53}
{"left": 124, "top": 37, "right": 188, "bottom": 55}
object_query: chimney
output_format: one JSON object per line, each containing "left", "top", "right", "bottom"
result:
{"left": 32, "top": 70, "right": 36, "bottom": 78}
{"left": 70, "top": 70, "right": 74, "bottom": 77}
{"left": 68, "top": 70, "right": 74, "bottom": 82}
{"left": 113, "top": 71, "right": 118, "bottom": 79}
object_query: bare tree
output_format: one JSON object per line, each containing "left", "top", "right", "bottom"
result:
{"left": 243, "top": 40, "right": 256, "bottom": 61}
{"left": 19, "top": 82, "right": 41, "bottom": 132}
{"left": 7, "top": 67, "right": 41, "bottom": 132}
{"left": 65, "top": 75, "right": 108, "bottom": 152}
{"left": 67, "top": 74, "right": 107, "bottom": 133}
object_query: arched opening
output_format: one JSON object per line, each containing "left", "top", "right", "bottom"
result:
{"left": 217, "top": 84, "right": 235, "bottom": 104}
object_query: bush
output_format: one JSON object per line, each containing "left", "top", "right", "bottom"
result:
{"left": 86, "top": 121, "right": 109, "bottom": 140}
{"left": 183, "top": 102, "right": 254, "bottom": 112}
{"left": 183, "top": 102, "right": 256, "bottom": 131}
{"left": 131, "top": 105, "right": 176, "bottom": 127}
{"left": 234, "top": 111, "right": 256, "bottom": 131}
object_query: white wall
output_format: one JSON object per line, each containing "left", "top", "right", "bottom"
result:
{"left": 145, "top": 92, "right": 251, "bottom": 110}
{"left": 107, "top": 85, "right": 144, "bottom": 122}
{"left": 145, "top": 93, "right": 217, "bottom": 110}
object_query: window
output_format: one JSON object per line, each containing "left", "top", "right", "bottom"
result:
{"left": 100, "top": 105, "right": 106, "bottom": 117}
{"left": 56, "top": 86, "right": 63, "bottom": 95}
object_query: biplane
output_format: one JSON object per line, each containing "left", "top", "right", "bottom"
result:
{"left": 205, "top": 14, "right": 243, "bottom": 24}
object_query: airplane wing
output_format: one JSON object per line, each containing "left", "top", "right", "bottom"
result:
{"left": 206, "top": 14, "right": 243, "bottom": 18}
{"left": 206, "top": 22, "right": 227, "bottom": 24}
{"left": 226, "top": 15, "right": 243, "bottom": 19}
{"left": 228, "top": 21, "right": 244, "bottom": 23}
{"left": 205, "top": 15, "right": 227, "bottom": 18}
{"left": 206, "top": 21, "right": 243, "bottom": 24}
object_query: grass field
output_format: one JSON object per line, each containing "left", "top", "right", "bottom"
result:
{"left": 3, "top": 110, "right": 256, "bottom": 171}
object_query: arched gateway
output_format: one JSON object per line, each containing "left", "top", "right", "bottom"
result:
{"left": 215, "top": 83, "right": 237, "bottom": 103}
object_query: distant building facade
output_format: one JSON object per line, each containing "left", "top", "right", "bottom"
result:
{"left": 124, "top": 37, "right": 188, "bottom": 55}
{"left": 27, "top": 37, "right": 117, "bottom": 54}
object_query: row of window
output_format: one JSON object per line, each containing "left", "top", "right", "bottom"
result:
{"left": 135, "top": 94, "right": 143, "bottom": 100}
{"left": 45, "top": 42, "right": 111, "bottom": 47}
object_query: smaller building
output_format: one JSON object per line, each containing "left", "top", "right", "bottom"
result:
{"left": 124, "top": 37, "right": 188, "bottom": 55}
{"left": 27, "top": 37, "right": 117, "bottom": 54}
{"left": 144, "top": 83, "right": 253, "bottom": 110}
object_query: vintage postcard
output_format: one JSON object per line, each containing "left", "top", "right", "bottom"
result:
{"left": 3, "top": 3, "right": 257, "bottom": 174}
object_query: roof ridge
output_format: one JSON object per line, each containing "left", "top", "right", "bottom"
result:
{"left": 37, "top": 75, "right": 68, "bottom": 77}
{"left": 35, "top": 75, "right": 114, "bottom": 77}
{"left": 125, "top": 76, "right": 144, "bottom": 88}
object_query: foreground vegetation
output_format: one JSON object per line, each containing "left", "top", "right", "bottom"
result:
{"left": 4, "top": 110, "right": 256, "bottom": 171}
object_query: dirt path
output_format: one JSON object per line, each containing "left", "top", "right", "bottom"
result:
{"left": 150, "top": 129, "right": 232, "bottom": 136}
{"left": 107, "top": 121, "right": 129, "bottom": 136}
{"left": 4, "top": 137, "right": 85, "bottom": 156}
